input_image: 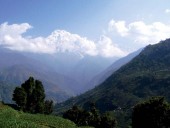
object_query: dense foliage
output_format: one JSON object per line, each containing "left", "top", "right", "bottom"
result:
{"left": 13, "top": 77, "right": 53, "bottom": 114}
{"left": 132, "top": 97, "right": 170, "bottom": 128}
{"left": 63, "top": 103, "right": 117, "bottom": 128}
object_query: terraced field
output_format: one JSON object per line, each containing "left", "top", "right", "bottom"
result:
{"left": 0, "top": 103, "right": 91, "bottom": 128}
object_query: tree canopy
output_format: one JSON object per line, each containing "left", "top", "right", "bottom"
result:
{"left": 63, "top": 103, "right": 117, "bottom": 128}
{"left": 132, "top": 96, "right": 170, "bottom": 128}
{"left": 13, "top": 77, "right": 53, "bottom": 114}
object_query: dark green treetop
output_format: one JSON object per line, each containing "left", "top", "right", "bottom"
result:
{"left": 13, "top": 76, "right": 53, "bottom": 114}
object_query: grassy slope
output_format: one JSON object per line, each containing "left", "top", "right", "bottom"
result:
{"left": 0, "top": 103, "right": 91, "bottom": 128}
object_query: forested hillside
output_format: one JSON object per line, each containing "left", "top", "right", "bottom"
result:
{"left": 55, "top": 38, "right": 170, "bottom": 127}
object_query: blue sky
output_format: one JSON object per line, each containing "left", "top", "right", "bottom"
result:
{"left": 0, "top": 0, "right": 111, "bottom": 37}
{"left": 0, "top": 0, "right": 170, "bottom": 57}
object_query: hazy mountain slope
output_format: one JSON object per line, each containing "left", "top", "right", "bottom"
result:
{"left": 0, "top": 48, "right": 78, "bottom": 102}
{"left": 0, "top": 64, "right": 77, "bottom": 102}
{"left": 56, "top": 38, "right": 170, "bottom": 113}
{"left": 84, "top": 48, "right": 142, "bottom": 91}
{"left": 0, "top": 47, "right": 118, "bottom": 103}
{"left": 0, "top": 81, "right": 15, "bottom": 103}
{"left": 23, "top": 52, "right": 117, "bottom": 94}
{"left": 0, "top": 48, "right": 34, "bottom": 70}
{"left": 69, "top": 56, "right": 117, "bottom": 92}
{"left": 23, "top": 52, "right": 81, "bottom": 76}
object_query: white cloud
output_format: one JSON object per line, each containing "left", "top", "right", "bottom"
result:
{"left": 108, "top": 20, "right": 128, "bottom": 36}
{"left": 165, "top": 9, "right": 170, "bottom": 13}
{"left": 46, "top": 30, "right": 97, "bottom": 56}
{"left": 108, "top": 20, "right": 170, "bottom": 45}
{"left": 97, "top": 35, "right": 126, "bottom": 57}
{"left": 0, "top": 22, "right": 32, "bottom": 37}
{"left": 0, "top": 22, "right": 56, "bottom": 54}
{"left": 0, "top": 22, "right": 126, "bottom": 58}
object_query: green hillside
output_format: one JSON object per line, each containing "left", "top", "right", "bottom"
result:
{"left": 55, "top": 38, "right": 170, "bottom": 126}
{"left": 0, "top": 103, "right": 92, "bottom": 128}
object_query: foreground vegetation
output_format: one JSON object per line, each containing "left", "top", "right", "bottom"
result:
{"left": 63, "top": 103, "right": 117, "bottom": 128}
{"left": 0, "top": 77, "right": 92, "bottom": 128}
{"left": 132, "top": 96, "right": 170, "bottom": 128}
{"left": 61, "top": 96, "right": 170, "bottom": 128}
{"left": 0, "top": 102, "right": 92, "bottom": 128}
{"left": 13, "top": 77, "right": 53, "bottom": 114}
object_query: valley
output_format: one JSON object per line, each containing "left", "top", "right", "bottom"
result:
{"left": 55, "top": 38, "right": 170, "bottom": 127}
{"left": 2, "top": 38, "right": 170, "bottom": 127}
{"left": 0, "top": 1, "right": 170, "bottom": 127}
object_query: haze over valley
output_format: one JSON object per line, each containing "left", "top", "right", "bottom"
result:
{"left": 1, "top": 0, "right": 170, "bottom": 127}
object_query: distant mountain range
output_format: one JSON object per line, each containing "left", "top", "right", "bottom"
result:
{"left": 83, "top": 48, "right": 142, "bottom": 91}
{"left": 0, "top": 46, "right": 122, "bottom": 103}
{"left": 56, "top": 38, "right": 170, "bottom": 114}
{"left": 0, "top": 48, "right": 78, "bottom": 102}
{"left": 24, "top": 52, "right": 118, "bottom": 93}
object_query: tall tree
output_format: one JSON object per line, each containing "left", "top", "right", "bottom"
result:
{"left": 13, "top": 77, "right": 53, "bottom": 114}
{"left": 20, "top": 77, "right": 35, "bottom": 112}
{"left": 12, "top": 87, "right": 26, "bottom": 110}
{"left": 31, "top": 80, "right": 45, "bottom": 113}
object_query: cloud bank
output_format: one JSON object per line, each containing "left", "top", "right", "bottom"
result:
{"left": 1, "top": 20, "right": 170, "bottom": 58}
{"left": 108, "top": 20, "right": 170, "bottom": 45}
{"left": 0, "top": 22, "right": 126, "bottom": 58}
